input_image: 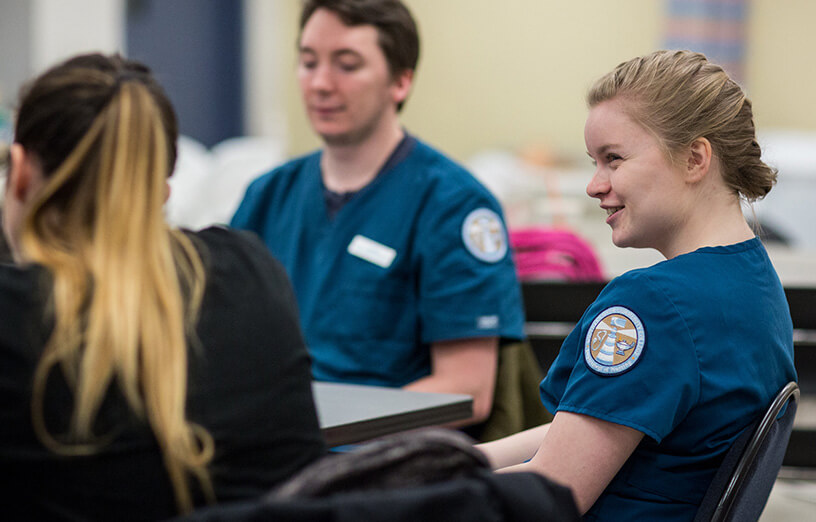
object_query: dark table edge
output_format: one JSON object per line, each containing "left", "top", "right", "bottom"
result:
{"left": 322, "top": 399, "right": 473, "bottom": 447}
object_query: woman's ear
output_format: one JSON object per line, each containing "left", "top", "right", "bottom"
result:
{"left": 7, "top": 143, "right": 35, "bottom": 202}
{"left": 685, "top": 137, "right": 713, "bottom": 184}
{"left": 4, "top": 144, "right": 43, "bottom": 263}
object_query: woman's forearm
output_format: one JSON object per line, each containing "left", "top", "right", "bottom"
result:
{"left": 475, "top": 422, "right": 551, "bottom": 469}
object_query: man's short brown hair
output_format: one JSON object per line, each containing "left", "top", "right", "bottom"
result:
{"left": 299, "top": 0, "right": 420, "bottom": 97}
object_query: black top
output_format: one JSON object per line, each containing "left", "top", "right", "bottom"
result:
{"left": 0, "top": 226, "right": 327, "bottom": 520}
{"left": 0, "top": 217, "right": 11, "bottom": 263}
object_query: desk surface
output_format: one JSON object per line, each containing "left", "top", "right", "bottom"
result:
{"left": 312, "top": 382, "right": 473, "bottom": 447}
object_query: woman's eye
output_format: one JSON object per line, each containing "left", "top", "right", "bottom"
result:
{"left": 607, "top": 154, "right": 623, "bottom": 164}
{"left": 300, "top": 60, "right": 317, "bottom": 70}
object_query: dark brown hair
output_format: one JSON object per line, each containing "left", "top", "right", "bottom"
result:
{"left": 16, "top": 53, "right": 178, "bottom": 178}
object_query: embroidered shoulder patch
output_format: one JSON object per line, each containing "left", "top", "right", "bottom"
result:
{"left": 584, "top": 306, "right": 645, "bottom": 376}
{"left": 461, "top": 208, "right": 507, "bottom": 263}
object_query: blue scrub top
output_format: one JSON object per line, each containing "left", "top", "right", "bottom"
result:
{"left": 541, "top": 238, "right": 796, "bottom": 521}
{"left": 232, "top": 137, "right": 524, "bottom": 387}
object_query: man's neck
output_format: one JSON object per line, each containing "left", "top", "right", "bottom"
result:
{"left": 320, "top": 123, "right": 405, "bottom": 193}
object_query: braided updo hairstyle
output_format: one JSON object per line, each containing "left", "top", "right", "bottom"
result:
{"left": 588, "top": 50, "right": 776, "bottom": 202}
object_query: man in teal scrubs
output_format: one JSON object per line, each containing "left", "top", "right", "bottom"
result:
{"left": 232, "top": 0, "right": 524, "bottom": 426}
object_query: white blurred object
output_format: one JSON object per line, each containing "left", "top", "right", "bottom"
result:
{"left": 754, "top": 130, "right": 816, "bottom": 249}
{"left": 166, "top": 135, "right": 285, "bottom": 229}
{"left": 466, "top": 150, "right": 542, "bottom": 203}
{"left": 466, "top": 149, "right": 594, "bottom": 228}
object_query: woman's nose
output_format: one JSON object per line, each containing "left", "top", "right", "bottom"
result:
{"left": 586, "top": 167, "right": 610, "bottom": 199}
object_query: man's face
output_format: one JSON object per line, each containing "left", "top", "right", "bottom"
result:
{"left": 297, "top": 8, "right": 412, "bottom": 146}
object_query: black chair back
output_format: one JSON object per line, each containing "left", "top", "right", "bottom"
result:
{"left": 521, "top": 280, "right": 607, "bottom": 372}
{"left": 693, "top": 381, "right": 800, "bottom": 522}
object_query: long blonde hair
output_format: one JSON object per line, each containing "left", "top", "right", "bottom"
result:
{"left": 14, "top": 54, "right": 213, "bottom": 513}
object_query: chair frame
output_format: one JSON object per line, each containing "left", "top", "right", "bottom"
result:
{"left": 709, "top": 381, "right": 800, "bottom": 522}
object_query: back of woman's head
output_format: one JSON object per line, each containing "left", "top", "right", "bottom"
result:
{"left": 16, "top": 53, "right": 177, "bottom": 183}
{"left": 15, "top": 53, "right": 212, "bottom": 514}
{"left": 587, "top": 49, "right": 776, "bottom": 202}
{"left": 15, "top": 54, "right": 178, "bottom": 237}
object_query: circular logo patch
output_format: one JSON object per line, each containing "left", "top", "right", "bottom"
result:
{"left": 461, "top": 208, "right": 508, "bottom": 263}
{"left": 584, "top": 306, "right": 645, "bottom": 376}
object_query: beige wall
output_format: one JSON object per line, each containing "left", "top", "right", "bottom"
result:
{"left": 747, "top": 0, "right": 816, "bottom": 132}
{"left": 281, "top": 0, "right": 814, "bottom": 163}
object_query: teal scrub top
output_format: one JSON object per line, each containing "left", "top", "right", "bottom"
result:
{"left": 232, "top": 137, "right": 524, "bottom": 387}
{"left": 541, "top": 238, "right": 796, "bottom": 521}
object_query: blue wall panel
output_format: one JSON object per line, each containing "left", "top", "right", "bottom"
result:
{"left": 127, "top": 0, "right": 244, "bottom": 147}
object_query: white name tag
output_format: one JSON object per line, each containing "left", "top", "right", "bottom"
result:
{"left": 477, "top": 315, "right": 499, "bottom": 330}
{"left": 347, "top": 235, "right": 397, "bottom": 268}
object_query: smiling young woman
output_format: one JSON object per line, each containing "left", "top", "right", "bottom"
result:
{"left": 477, "top": 50, "right": 796, "bottom": 521}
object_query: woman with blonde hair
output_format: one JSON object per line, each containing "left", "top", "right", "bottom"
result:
{"left": 0, "top": 53, "right": 326, "bottom": 520}
{"left": 478, "top": 50, "right": 796, "bottom": 520}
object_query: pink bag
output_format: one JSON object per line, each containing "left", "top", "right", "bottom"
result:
{"left": 509, "top": 228, "right": 604, "bottom": 282}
